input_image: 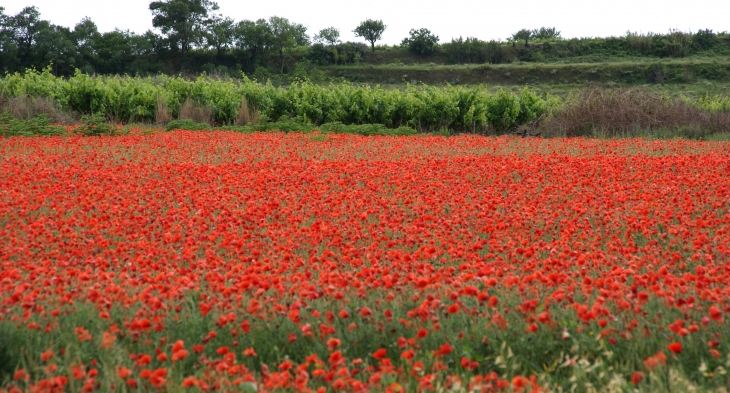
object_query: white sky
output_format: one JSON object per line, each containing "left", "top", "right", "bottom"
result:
{"left": 3, "top": 0, "right": 729, "bottom": 44}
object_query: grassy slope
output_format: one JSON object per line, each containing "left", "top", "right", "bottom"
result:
{"left": 322, "top": 59, "right": 730, "bottom": 87}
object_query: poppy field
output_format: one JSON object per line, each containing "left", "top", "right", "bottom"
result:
{"left": 1, "top": 131, "right": 730, "bottom": 392}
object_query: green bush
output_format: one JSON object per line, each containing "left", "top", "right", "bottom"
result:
{"left": 693, "top": 29, "right": 718, "bottom": 51}
{"left": 0, "top": 112, "right": 65, "bottom": 137}
{"left": 308, "top": 42, "right": 368, "bottom": 65}
{"left": 442, "top": 37, "right": 507, "bottom": 64}
{"left": 401, "top": 28, "right": 440, "bottom": 56}
{"left": 485, "top": 90, "right": 520, "bottom": 132}
{"left": 1, "top": 69, "right": 553, "bottom": 133}
{"left": 76, "top": 113, "right": 118, "bottom": 136}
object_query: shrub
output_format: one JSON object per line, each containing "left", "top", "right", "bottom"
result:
{"left": 0, "top": 111, "right": 65, "bottom": 137}
{"left": 531, "top": 27, "right": 561, "bottom": 41}
{"left": 485, "top": 90, "right": 520, "bottom": 132}
{"left": 309, "top": 42, "right": 368, "bottom": 65}
{"left": 693, "top": 29, "right": 717, "bottom": 51}
{"left": 401, "top": 28, "right": 440, "bottom": 56}
{"left": 511, "top": 29, "right": 533, "bottom": 46}
{"left": 76, "top": 114, "right": 118, "bottom": 136}
{"left": 442, "top": 37, "right": 507, "bottom": 64}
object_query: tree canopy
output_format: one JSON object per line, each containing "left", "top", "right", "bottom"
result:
{"left": 353, "top": 19, "right": 386, "bottom": 52}
{"left": 148, "top": 0, "right": 219, "bottom": 56}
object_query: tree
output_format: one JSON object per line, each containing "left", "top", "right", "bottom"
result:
{"left": 0, "top": 7, "right": 19, "bottom": 71}
{"left": 4, "top": 7, "right": 78, "bottom": 72}
{"left": 93, "top": 30, "right": 137, "bottom": 74}
{"left": 531, "top": 27, "right": 561, "bottom": 41}
{"left": 206, "top": 15, "right": 234, "bottom": 59}
{"left": 34, "top": 24, "right": 80, "bottom": 75}
{"left": 234, "top": 19, "right": 273, "bottom": 69}
{"left": 148, "top": 0, "right": 219, "bottom": 58}
{"left": 72, "top": 17, "right": 101, "bottom": 71}
{"left": 268, "top": 16, "right": 309, "bottom": 72}
{"left": 314, "top": 27, "right": 340, "bottom": 46}
{"left": 7, "top": 7, "right": 48, "bottom": 57}
{"left": 354, "top": 19, "right": 386, "bottom": 52}
{"left": 401, "top": 28, "right": 439, "bottom": 56}
{"left": 512, "top": 29, "right": 532, "bottom": 47}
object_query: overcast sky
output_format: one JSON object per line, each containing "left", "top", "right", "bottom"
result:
{"left": 3, "top": 0, "right": 729, "bottom": 44}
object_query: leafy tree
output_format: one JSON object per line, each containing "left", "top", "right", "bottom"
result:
{"left": 206, "top": 15, "right": 234, "bottom": 59}
{"left": 512, "top": 29, "right": 533, "bottom": 47}
{"left": 72, "top": 17, "right": 101, "bottom": 71}
{"left": 2, "top": 6, "right": 81, "bottom": 73}
{"left": 34, "top": 24, "right": 80, "bottom": 75}
{"left": 0, "top": 7, "right": 19, "bottom": 70}
{"left": 93, "top": 30, "right": 136, "bottom": 74}
{"left": 138, "top": 30, "right": 164, "bottom": 54}
{"left": 148, "top": 0, "right": 219, "bottom": 58}
{"left": 531, "top": 27, "right": 561, "bottom": 40}
{"left": 353, "top": 19, "right": 386, "bottom": 52}
{"left": 401, "top": 28, "right": 439, "bottom": 56}
{"left": 234, "top": 19, "right": 274, "bottom": 69}
{"left": 7, "top": 6, "right": 50, "bottom": 60}
{"left": 268, "top": 16, "right": 309, "bottom": 72}
{"left": 314, "top": 27, "right": 340, "bottom": 46}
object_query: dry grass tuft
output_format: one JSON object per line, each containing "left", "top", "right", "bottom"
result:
{"left": 178, "top": 98, "right": 214, "bottom": 124}
{"left": 0, "top": 95, "right": 73, "bottom": 124}
{"left": 538, "top": 88, "right": 730, "bottom": 138}
{"left": 155, "top": 98, "right": 172, "bottom": 125}
{"left": 235, "top": 97, "right": 261, "bottom": 126}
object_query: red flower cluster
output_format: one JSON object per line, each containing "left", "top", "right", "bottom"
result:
{"left": 1, "top": 132, "right": 729, "bottom": 391}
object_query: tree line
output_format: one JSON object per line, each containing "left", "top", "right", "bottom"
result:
{"left": 1, "top": 1, "right": 393, "bottom": 76}
{"left": 0, "top": 0, "right": 726, "bottom": 77}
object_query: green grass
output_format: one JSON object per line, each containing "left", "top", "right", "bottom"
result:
{"left": 322, "top": 59, "right": 730, "bottom": 87}
{"left": 1, "top": 291, "right": 728, "bottom": 392}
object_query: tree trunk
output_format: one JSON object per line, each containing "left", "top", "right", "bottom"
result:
{"left": 280, "top": 48, "right": 285, "bottom": 73}
{"left": 371, "top": 41, "right": 375, "bottom": 52}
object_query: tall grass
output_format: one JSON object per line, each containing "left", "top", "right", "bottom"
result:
{"left": 537, "top": 88, "right": 730, "bottom": 138}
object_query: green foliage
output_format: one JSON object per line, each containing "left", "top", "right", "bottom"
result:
{"left": 485, "top": 90, "right": 521, "bottom": 132}
{"left": 308, "top": 42, "right": 367, "bottom": 66}
{"left": 166, "top": 118, "right": 211, "bottom": 131}
{"left": 442, "top": 37, "right": 507, "bottom": 64}
{"left": 512, "top": 29, "right": 533, "bottom": 46}
{"left": 314, "top": 27, "right": 340, "bottom": 46}
{"left": 353, "top": 19, "right": 386, "bottom": 52}
{"left": 234, "top": 18, "right": 274, "bottom": 68}
{"left": 0, "top": 111, "right": 65, "bottom": 137}
{"left": 401, "top": 28, "right": 440, "bottom": 56}
{"left": 291, "top": 60, "right": 327, "bottom": 83}
{"left": 76, "top": 113, "right": 117, "bottom": 136}
{"left": 148, "top": 0, "right": 220, "bottom": 56}
{"left": 685, "top": 92, "right": 730, "bottom": 112}
{"left": 268, "top": 16, "right": 309, "bottom": 50}
{"left": 692, "top": 29, "right": 717, "bottom": 51}
{"left": 532, "top": 27, "right": 561, "bottom": 41}
{"left": 205, "top": 15, "right": 234, "bottom": 57}
{"left": 0, "top": 70, "right": 565, "bottom": 133}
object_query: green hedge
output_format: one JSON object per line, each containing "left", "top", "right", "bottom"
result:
{"left": 0, "top": 68, "right": 553, "bottom": 133}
